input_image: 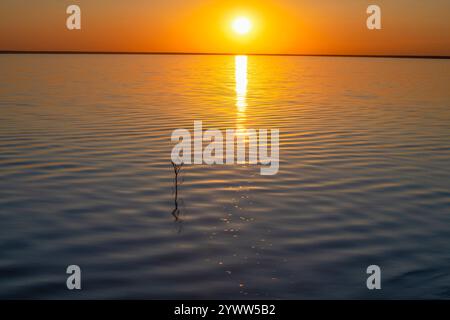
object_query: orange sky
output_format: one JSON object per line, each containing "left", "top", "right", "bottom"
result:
{"left": 0, "top": 0, "right": 449, "bottom": 55}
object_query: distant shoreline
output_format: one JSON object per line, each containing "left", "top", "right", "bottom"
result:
{"left": 0, "top": 51, "right": 449, "bottom": 60}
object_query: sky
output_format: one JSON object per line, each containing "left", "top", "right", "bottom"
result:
{"left": 0, "top": 0, "right": 449, "bottom": 55}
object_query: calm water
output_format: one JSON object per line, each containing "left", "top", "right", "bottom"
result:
{"left": 0, "top": 54, "right": 449, "bottom": 299}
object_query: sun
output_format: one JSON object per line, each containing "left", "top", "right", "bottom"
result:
{"left": 232, "top": 17, "right": 252, "bottom": 35}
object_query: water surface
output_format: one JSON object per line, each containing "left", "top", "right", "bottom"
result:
{"left": 0, "top": 54, "right": 449, "bottom": 299}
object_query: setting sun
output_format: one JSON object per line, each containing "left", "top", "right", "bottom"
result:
{"left": 232, "top": 17, "right": 252, "bottom": 35}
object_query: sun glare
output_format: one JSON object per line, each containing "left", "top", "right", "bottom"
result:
{"left": 232, "top": 17, "right": 252, "bottom": 35}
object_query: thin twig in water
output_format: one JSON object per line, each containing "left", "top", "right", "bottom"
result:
{"left": 171, "top": 161, "right": 183, "bottom": 222}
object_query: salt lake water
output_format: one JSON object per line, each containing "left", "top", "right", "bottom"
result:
{"left": 0, "top": 54, "right": 449, "bottom": 298}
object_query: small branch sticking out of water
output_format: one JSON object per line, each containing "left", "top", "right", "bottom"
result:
{"left": 171, "top": 161, "right": 183, "bottom": 223}
{"left": 171, "top": 161, "right": 183, "bottom": 177}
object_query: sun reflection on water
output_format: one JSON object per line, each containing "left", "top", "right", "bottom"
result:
{"left": 235, "top": 55, "right": 248, "bottom": 129}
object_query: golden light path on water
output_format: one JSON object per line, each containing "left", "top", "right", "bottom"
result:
{"left": 235, "top": 55, "right": 248, "bottom": 130}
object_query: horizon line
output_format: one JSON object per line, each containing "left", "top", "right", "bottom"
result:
{"left": 0, "top": 50, "right": 449, "bottom": 60}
